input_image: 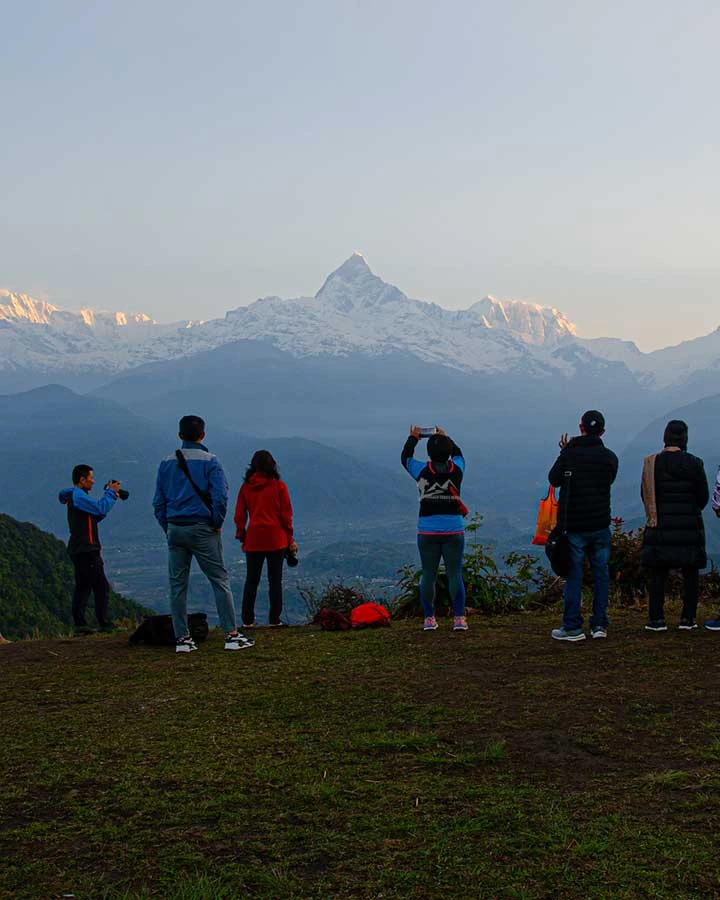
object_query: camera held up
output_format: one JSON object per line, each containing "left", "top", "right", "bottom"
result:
{"left": 104, "top": 481, "right": 130, "bottom": 501}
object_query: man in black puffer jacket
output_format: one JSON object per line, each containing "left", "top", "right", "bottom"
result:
{"left": 641, "top": 420, "right": 709, "bottom": 632}
{"left": 548, "top": 410, "right": 618, "bottom": 642}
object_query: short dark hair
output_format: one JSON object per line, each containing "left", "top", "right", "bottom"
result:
{"left": 663, "top": 419, "right": 688, "bottom": 451}
{"left": 72, "top": 464, "right": 93, "bottom": 484}
{"left": 179, "top": 415, "right": 205, "bottom": 442}
{"left": 427, "top": 434, "right": 453, "bottom": 462}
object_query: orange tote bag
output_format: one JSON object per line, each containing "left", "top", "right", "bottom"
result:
{"left": 531, "top": 485, "right": 559, "bottom": 546}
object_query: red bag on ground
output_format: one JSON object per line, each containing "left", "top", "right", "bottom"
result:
{"left": 350, "top": 602, "right": 391, "bottom": 629}
{"left": 532, "top": 485, "right": 559, "bottom": 546}
{"left": 317, "top": 608, "right": 352, "bottom": 631}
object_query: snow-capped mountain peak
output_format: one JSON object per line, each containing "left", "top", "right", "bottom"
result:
{"left": 0, "top": 290, "right": 58, "bottom": 325}
{"left": 0, "top": 289, "right": 156, "bottom": 334}
{"left": 468, "top": 295, "right": 576, "bottom": 346}
{"left": 0, "top": 260, "right": 583, "bottom": 380}
{"left": 315, "top": 253, "right": 408, "bottom": 312}
{"left": 3, "top": 254, "right": 718, "bottom": 392}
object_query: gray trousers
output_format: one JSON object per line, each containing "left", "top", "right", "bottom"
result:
{"left": 167, "top": 523, "right": 237, "bottom": 638}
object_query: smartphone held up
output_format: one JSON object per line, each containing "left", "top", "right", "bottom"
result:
{"left": 413, "top": 425, "right": 438, "bottom": 438}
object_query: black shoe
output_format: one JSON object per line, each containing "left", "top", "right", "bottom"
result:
{"left": 678, "top": 618, "right": 698, "bottom": 631}
{"left": 74, "top": 625, "right": 96, "bottom": 636}
{"left": 645, "top": 619, "right": 668, "bottom": 632}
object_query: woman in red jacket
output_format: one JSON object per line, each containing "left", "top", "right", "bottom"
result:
{"left": 234, "top": 450, "right": 297, "bottom": 627}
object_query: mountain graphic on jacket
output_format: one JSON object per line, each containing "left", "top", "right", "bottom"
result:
{"left": 417, "top": 477, "right": 458, "bottom": 503}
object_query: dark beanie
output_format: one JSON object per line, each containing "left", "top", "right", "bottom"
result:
{"left": 581, "top": 410, "right": 605, "bottom": 436}
{"left": 663, "top": 419, "right": 688, "bottom": 450}
{"left": 427, "top": 434, "right": 453, "bottom": 462}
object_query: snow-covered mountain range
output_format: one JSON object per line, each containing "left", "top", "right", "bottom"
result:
{"left": 1, "top": 256, "right": 718, "bottom": 390}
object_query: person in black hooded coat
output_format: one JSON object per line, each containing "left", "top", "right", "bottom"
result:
{"left": 641, "top": 420, "right": 709, "bottom": 631}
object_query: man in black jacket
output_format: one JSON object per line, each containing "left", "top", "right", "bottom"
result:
{"left": 548, "top": 410, "right": 619, "bottom": 641}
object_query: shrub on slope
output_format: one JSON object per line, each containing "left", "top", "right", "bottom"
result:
{"left": 0, "top": 513, "right": 147, "bottom": 639}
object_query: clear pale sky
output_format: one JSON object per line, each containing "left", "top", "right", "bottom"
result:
{"left": 2, "top": 1, "right": 718, "bottom": 351}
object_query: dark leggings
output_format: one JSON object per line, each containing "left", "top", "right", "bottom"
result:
{"left": 417, "top": 533, "right": 466, "bottom": 618}
{"left": 648, "top": 567, "right": 699, "bottom": 621}
{"left": 71, "top": 552, "right": 110, "bottom": 627}
{"left": 242, "top": 550, "right": 285, "bottom": 625}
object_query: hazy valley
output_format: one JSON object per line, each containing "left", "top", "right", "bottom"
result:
{"left": 2, "top": 255, "right": 719, "bottom": 623}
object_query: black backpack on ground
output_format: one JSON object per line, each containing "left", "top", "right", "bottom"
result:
{"left": 129, "top": 613, "right": 209, "bottom": 646}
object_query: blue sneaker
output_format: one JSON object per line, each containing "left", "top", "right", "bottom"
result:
{"left": 551, "top": 627, "right": 586, "bottom": 642}
{"left": 590, "top": 626, "right": 607, "bottom": 639}
{"left": 704, "top": 618, "right": 720, "bottom": 632}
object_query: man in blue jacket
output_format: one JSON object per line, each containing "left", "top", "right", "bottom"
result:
{"left": 153, "top": 415, "right": 253, "bottom": 653}
{"left": 59, "top": 466, "right": 121, "bottom": 635}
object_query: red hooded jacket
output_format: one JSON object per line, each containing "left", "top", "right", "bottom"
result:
{"left": 234, "top": 473, "right": 294, "bottom": 552}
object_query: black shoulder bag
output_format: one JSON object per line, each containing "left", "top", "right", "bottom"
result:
{"left": 545, "top": 470, "right": 572, "bottom": 577}
{"left": 175, "top": 450, "right": 213, "bottom": 511}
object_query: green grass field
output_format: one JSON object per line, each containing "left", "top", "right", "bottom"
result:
{"left": 2, "top": 608, "right": 720, "bottom": 899}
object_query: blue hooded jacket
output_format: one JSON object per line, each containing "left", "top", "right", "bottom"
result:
{"left": 58, "top": 486, "right": 118, "bottom": 554}
{"left": 153, "top": 441, "right": 229, "bottom": 531}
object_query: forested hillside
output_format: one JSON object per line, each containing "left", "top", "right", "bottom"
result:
{"left": 0, "top": 513, "right": 147, "bottom": 639}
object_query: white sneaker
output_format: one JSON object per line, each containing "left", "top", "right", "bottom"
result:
{"left": 224, "top": 632, "right": 255, "bottom": 651}
{"left": 176, "top": 635, "right": 198, "bottom": 653}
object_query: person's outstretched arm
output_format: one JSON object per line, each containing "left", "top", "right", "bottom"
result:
{"left": 449, "top": 439, "right": 464, "bottom": 472}
{"left": 71, "top": 485, "right": 118, "bottom": 519}
{"left": 402, "top": 427, "right": 424, "bottom": 479}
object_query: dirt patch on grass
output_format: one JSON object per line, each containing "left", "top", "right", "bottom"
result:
{"left": 392, "top": 609, "right": 720, "bottom": 810}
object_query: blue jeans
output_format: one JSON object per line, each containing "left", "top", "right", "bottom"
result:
{"left": 167, "top": 523, "right": 237, "bottom": 638}
{"left": 417, "top": 533, "right": 466, "bottom": 618}
{"left": 563, "top": 528, "right": 611, "bottom": 631}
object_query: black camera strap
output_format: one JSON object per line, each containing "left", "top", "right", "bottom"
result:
{"left": 175, "top": 450, "right": 213, "bottom": 511}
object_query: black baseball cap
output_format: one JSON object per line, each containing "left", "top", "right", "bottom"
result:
{"left": 581, "top": 410, "right": 605, "bottom": 435}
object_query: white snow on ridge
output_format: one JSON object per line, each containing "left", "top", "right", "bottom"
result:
{"left": 578, "top": 327, "right": 720, "bottom": 390}
{"left": 0, "top": 290, "right": 58, "bottom": 325}
{"left": 0, "top": 257, "right": 580, "bottom": 377}
{"left": 0, "top": 256, "right": 718, "bottom": 389}
{"left": 469, "top": 296, "right": 576, "bottom": 346}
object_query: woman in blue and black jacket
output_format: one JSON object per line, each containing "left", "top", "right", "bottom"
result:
{"left": 401, "top": 426, "right": 468, "bottom": 632}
